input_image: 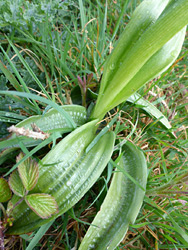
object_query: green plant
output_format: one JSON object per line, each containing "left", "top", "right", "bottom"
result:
{"left": 91, "top": 0, "right": 187, "bottom": 119}
{"left": 0, "top": 153, "right": 59, "bottom": 249}
{"left": 0, "top": 0, "right": 187, "bottom": 249}
{"left": 0, "top": 104, "right": 87, "bottom": 163}
{"left": 1, "top": 153, "right": 59, "bottom": 219}
{"left": 4, "top": 120, "right": 115, "bottom": 235}
{"left": 78, "top": 142, "right": 147, "bottom": 250}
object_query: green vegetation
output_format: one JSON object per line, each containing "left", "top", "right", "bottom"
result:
{"left": 0, "top": 0, "right": 187, "bottom": 249}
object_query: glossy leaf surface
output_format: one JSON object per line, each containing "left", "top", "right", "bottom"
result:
{"left": 91, "top": 0, "right": 188, "bottom": 119}
{"left": 79, "top": 142, "right": 147, "bottom": 250}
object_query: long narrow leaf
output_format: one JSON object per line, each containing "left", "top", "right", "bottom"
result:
{"left": 25, "top": 221, "right": 54, "bottom": 250}
{"left": 127, "top": 93, "right": 172, "bottom": 130}
{"left": 0, "top": 46, "right": 41, "bottom": 114}
{"left": 86, "top": 114, "right": 118, "bottom": 153}
{"left": 0, "top": 61, "right": 22, "bottom": 91}
{"left": 6, "top": 37, "right": 51, "bottom": 100}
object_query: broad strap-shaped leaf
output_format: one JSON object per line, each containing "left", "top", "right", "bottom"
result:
{"left": 91, "top": 0, "right": 188, "bottom": 119}
{"left": 17, "top": 153, "right": 39, "bottom": 191}
{"left": 0, "top": 178, "right": 12, "bottom": 202}
{"left": 9, "top": 170, "right": 25, "bottom": 197}
{"left": 25, "top": 194, "right": 58, "bottom": 219}
{"left": 79, "top": 142, "right": 147, "bottom": 250}
{"left": 0, "top": 105, "right": 87, "bottom": 151}
{"left": 0, "top": 105, "right": 87, "bottom": 166}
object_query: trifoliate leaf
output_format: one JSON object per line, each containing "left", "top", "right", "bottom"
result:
{"left": 17, "top": 152, "right": 39, "bottom": 191}
{"left": 0, "top": 178, "right": 12, "bottom": 202}
{"left": 25, "top": 194, "right": 58, "bottom": 219}
{"left": 9, "top": 170, "right": 25, "bottom": 197}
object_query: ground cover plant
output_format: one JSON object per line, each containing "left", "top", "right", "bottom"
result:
{"left": 0, "top": 0, "right": 188, "bottom": 249}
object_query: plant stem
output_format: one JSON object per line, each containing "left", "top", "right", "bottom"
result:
{"left": 81, "top": 88, "right": 87, "bottom": 108}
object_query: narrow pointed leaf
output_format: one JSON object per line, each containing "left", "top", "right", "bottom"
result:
{"left": 9, "top": 170, "right": 25, "bottom": 197}
{"left": 127, "top": 93, "right": 172, "bottom": 130}
{"left": 17, "top": 153, "right": 39, "bottom": 191}
{"left": 0, "top": 178, "right": 12, "bottom": 202}
{"left": 25, "top": 221, "right": 54, "bottom": 250}
{"left": 25, "top": 194, "right": 58, "bottom": 219}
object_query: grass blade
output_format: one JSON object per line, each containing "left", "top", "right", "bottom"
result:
{"left": 25, "top": 221, "right": 54, "bottom": 250}
{"left": 79, "top": 0, "right": 87, "bottom": 30}
{"left": 6, "top": 36, "right": 51, "bottom": 100}
{"left": 4, "top": 132, "right": 61, "bottom": 176}
{"left": 0, "top": 61, "right": 23, "bottom": 92}
{"left": 127, "top": 93, "right": 172, "bottom": 130}
{"left": 0, "top": 46, "right": 41, "bottom": 114}
{"left": 0, "top": 91, "right": 77, "bottom": 129}
{"left": 86, "top": 114, "right": 118, "bottom": 153}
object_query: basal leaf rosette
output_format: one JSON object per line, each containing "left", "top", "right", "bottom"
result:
{"left": 91, "top": 0, "right": 188, "bottom": 119}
